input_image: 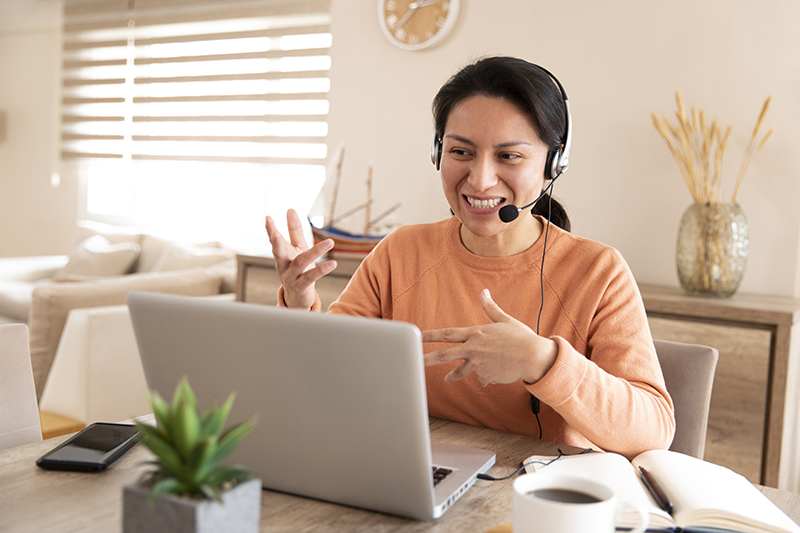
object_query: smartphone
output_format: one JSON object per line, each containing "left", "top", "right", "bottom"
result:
{"left": 36, "top": 422, "right": 140, "bottom": 472}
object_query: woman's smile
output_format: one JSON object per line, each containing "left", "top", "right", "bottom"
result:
{"left": 464, "top": 195, "right": 505, "bottom": 212}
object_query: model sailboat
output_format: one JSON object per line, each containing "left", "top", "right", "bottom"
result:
{"left": 309, "top": 144, "right": 400, "bottom": 255}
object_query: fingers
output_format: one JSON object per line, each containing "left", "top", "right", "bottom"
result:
{"left": 479, "top": 288, "right": 512, "bottom": 324}
{"left": 424, "top": 347, "right": 471, "bottom": 385}
{"left": 423, "top": 343, "right": 467, "bottom": 367}
{"left": 422, "top": 289, "right": 522, "bottom": 387}
{"left": 445, "top": 360, "right": 472, "bottom": 385}
{"left": 300, "top": 254, "right": 337, "bottom": 284}
{"left": 286, "top": 209, "right": 309, "bottom": 250}
{"left": 422, "top": 327, "right": 470, "bottom": 344}
{"left": 280, "top": 242, "right": 336, "bottom": 302}
{"left": 265, "top": 215, "right": 293, "bottom": 263}
{"left": 430, "top": 355, "right": 487, "bottom": 387}
{"left": 266, "top": 213, "right": 337, "bottom": 289}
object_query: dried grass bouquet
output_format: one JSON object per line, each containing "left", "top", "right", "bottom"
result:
{"left": 651, "top": 92, "right": 773, "bottom": 204}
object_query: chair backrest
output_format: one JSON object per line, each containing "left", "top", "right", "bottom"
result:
{"left": 0, "top": 323, "right": 42, "bottom": 451}
{"left": 654, "top": 339, "right": 719, "bottom": 459}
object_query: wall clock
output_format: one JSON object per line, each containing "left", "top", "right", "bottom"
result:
{"left": 378, "top": 0, "right": 461, "bottom": 51}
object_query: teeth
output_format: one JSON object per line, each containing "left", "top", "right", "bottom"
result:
{"left": 467, "top": 197, "right": 502, "bottom": 209}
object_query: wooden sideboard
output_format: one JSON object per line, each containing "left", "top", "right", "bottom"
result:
{"left": 639, "top": 284, "right": 800, "bottom": 490}
{"left": 236, "top": 254, "right": 359, "bottom": 309}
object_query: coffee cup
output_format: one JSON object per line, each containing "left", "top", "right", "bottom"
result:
{"left": 513, "top": 473, "right": 649, "bottom": 533}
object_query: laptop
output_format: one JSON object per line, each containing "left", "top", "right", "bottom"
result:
{"left": 127, "top": 291, "right": 496, "bottom": 521}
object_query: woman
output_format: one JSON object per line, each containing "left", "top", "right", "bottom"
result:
{"left": 265, "top": 56, "right": 674, "bottom": 459}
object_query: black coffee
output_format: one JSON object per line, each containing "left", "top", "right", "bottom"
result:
{"left": 528, "top": 488, "right": 602, "bottom": 504}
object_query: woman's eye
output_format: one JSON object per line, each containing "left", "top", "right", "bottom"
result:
{"left": 500, "top": 153, "right": 521, "bottom": 160}
{"left": 450, "top": 148, "right": 470, "bottom": 157}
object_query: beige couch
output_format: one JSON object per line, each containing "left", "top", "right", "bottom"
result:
{"left": 0, "top": 220, "right": 237, "bottom": 399}
{"left": 39, "top": 294, "right": 236, "bottom": 426}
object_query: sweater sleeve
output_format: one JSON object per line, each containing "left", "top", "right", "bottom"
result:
{"left": 276, "top": 285, "right": 322, "bottom": 312}
{"left": 526, "top": 252, "right": 676, "bottom": 459}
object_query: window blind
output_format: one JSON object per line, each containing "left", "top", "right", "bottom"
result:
{"left": 61, "top": 0, "right": 331, "bottom": 167}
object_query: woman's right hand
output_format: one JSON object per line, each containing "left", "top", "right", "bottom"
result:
{"left": 264, "top": 209, "right": 337, "bottom": 310}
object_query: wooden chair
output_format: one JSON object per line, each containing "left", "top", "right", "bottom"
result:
{"left": 654, "top": 339, "right": 719, "bottom": 459}
{"left": 0, "top": 324, "right": 42, "bottom": 450}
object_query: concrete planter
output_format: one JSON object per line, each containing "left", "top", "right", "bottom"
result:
{"left": 123, "top": 478, "right": 261, "bottom": 533}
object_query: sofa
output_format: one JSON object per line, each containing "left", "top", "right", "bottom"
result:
{"left": 38, "top": 294, "right": 236, "bottom": 425}
{"left": 0, "top": 220, "right": 237, "bottom": 399}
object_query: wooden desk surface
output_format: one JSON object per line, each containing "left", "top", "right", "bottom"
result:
{"left": 0, "top": 418, "right": 573, "bottom": 532}
{"left": 3, "top": 419, "right": 800, "bottom": 532}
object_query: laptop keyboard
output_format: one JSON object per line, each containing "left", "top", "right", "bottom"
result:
{"left": 432, "top": 466, "right": 453, "bottom": 486}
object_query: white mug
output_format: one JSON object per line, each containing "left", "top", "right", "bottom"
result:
{"left": 513, "top": 473, "right": 649, "bottom": 533}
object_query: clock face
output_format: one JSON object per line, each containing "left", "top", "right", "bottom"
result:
{"left": 378, "top": 0, "right": 460, "bottom": 51}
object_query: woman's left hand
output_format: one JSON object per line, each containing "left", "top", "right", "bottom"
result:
{"left": 422, "top": 289, "right": 558, "bottom": 387}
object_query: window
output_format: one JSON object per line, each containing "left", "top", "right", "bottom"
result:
{"left": 61, "top": 0, "right": 331, "bottom": 251}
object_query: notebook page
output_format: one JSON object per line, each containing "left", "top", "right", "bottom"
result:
{"left": 633, "top": 450, "right": 800, "bottom": 533}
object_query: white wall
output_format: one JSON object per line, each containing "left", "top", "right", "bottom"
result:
{"left": 328, "top": 0, "right": 800, "bottom": 297}
{"left": 0, "top": 0, "right": 74, "bottom": 257}
{"left": 2, "top": 0, "right": 799, "bottom": 297}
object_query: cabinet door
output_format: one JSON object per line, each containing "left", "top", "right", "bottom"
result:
{"left": 240, "top": 263, "right": 351, "bottom": 311}
{"left": 648, "top": 317, "right": 770, "bottom": 483}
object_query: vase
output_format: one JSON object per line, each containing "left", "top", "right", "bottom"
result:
{"left": 676, "top": 202, "right": 748, "bottom": 298}
{"left": 122, "top": 478, "right": 261, "bottom": 533}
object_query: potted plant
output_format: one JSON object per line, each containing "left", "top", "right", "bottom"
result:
{"left": 123, "top": 377, "right": 260, "bottom": 533}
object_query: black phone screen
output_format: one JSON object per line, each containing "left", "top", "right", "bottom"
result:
{"left": 37, "top": 422, "right": 140, "bottom": 471}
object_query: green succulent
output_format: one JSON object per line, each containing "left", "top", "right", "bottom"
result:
{"left": 134, "top": 377, "right": 257, "bottom": 503}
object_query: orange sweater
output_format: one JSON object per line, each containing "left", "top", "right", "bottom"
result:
{"left": 293, "top": 216, "right": 674, "bottom": 458}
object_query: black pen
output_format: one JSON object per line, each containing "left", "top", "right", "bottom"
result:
{"left": 639, "top": 466, "right": 674, "bottom": 515}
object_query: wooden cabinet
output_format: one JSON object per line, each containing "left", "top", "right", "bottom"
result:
{"left": 235, "top": 255, "right": 356, "bottom": 310}
{"left": 639, "top": 284, "right": 800, "bottom": 490}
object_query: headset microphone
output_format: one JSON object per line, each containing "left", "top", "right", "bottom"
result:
{"left": 498, "top": 194, "right": 543, "bottom": 223}
{"left": 497, "top": 178, "right": 557, "bottom": 223}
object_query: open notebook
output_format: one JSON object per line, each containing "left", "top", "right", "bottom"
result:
{"left": 523, "top": 449, "right": 800, "bottom": 533}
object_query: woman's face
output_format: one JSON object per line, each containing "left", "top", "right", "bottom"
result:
{"left": 440, "top": 95, "right": 550, "bottom": 257}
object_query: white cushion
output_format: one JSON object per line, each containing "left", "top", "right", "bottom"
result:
{"left": 136, "top": 235, "right": 173, "bottom": 273}
{"left": 62, "top": 235, "right": 141, "bottom": 278}
{"left": 154, "top": 243, "right": 234, "bottom": 272}
{"left": 71, "top": 220, "right": 142, "bottom": 249}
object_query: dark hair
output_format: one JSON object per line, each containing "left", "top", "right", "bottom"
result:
{"left": 432, "top": 56, "right": 571, "bottom": 231}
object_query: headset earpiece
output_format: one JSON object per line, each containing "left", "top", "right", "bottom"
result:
{"left": 549, "top": 145, "right": 564, "bottom": 180}
{"left": 430, "top": 132, "right": 443, "bottom": 170}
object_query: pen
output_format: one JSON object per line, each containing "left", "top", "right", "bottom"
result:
{"left": 639, "top": 466, "right": 674, "bottom": 515}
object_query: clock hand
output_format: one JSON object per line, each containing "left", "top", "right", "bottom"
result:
{"left": 393, "top": 0, "right": 439, "bottom": 31}
{"left": 394, "top": 2, "right": 422, "bottom": 28}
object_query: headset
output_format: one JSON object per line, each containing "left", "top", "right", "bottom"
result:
{"left": 430, "top": 63, "right": 572, "bottom": 186}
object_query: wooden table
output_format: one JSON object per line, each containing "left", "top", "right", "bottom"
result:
{"left": 0, "top": 418, "right": 570, "bottom": 532}
{"left": 3, "top": 418, "right": 800, "bottom": 532}
{"left": 638, "top": 284, "right": 800, "bottom": 490}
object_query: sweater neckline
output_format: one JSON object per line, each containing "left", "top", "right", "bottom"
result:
{"left": 446, "top": 215, "right": 561, "bottom": 271}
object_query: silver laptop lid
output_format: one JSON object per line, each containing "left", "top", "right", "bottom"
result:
{"left": 128, "top": 291, "right": 437, "bottom": 519}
